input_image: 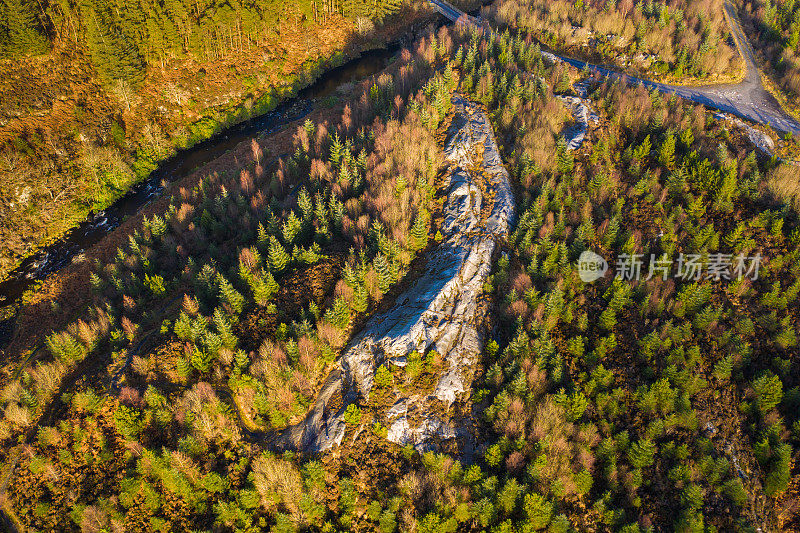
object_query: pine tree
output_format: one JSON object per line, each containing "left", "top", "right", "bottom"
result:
{"left": 374, "top": 365, "right": 392, "bottom": 388}
{"left": 556, "top": 71, "right": 572, "bottom": 93}
{"left": 0, "top": 0, "right": 49, "bottom": 58}
{"left": 497, "top": 478, "right": 521, "bottom": 514}
{"left": 80, "top": 3, "right": 145, "bottom": 87}
{"left": 257, "top": 223, "right": 269, "bottom": 249}
{"left": 523, "top": 493, "right": 553, "bottom": 530}
{"left": 325, "top": 297, "right": 351, "bottom": 329}
{"left": 250, "top": 270, "right": 277, "bottom": 307}
{"left": 628, "top": 438, "right": 657, "bottom": 469}
{"left": 263, "top": 271, "right": 279, "bottom": 297}
{"left": 282, "top": 211, "right": 303, "bottom": 244}
{"left": 113, "top": 405, "right": 143, "bottom": 439}
{"left": 314, "top": 192, "right": 328, "bottom": 224}
{"left": 556, "top": 137, "right": 574, "bottom": 175}
{"left": 410, "top": 210, "right": 429, "bottom": 251}
{"left": 752, "top": 372, "right": 783, "bottom": 414}
{"left": 329, "top": 132, "right": 343, "bottom": 166}
{"left": 212, "top": 307, "right": 236, "bottom": 348}
{"left": 680, "top": 127, "right": 694, "bottom": 149}
{"left": 217, "top": 274, "right": 244, "bottom": 314}
{"left": 190, "top": 345, "right": 214, "bottom": 373}
{"left": 337, "top": 162, "right": 350, "bottom": 186}
{"left": 712, "top": 355, "right": 733, "bottom": 381}
{"left": 144, "top": 273, "right": 166, "bottom": 296}
{"left": 298, "top": 188, "right": 313, "bottom": 220}
{"left": 268, "top": 236, "right": 290, "bottom": 272}
{"left": 352, "top": 284, "right": 369, "bottom": 314}
{"left": 46, "top": 332, "right": 86, "bottom": 363}
{"left": 295, "top": 243, "right": 322, "bottom": 264}
{"left": 373, "top": 253, "right": 393, "bottom": 293}
{"left": 343, "top": 403, "right": 361, "bottom": 425}
{"left": 328, "top": 195, "right": 344, "bottom": 230}
{"left": 659, "top": 134, "right": 676, "bottom": 169}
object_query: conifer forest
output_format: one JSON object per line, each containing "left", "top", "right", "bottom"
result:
{"left": 1, "top": 0, "right": 800, "bottom": 531}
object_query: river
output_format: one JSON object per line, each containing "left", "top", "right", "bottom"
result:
{"left": 0, "top": 47, "right": 406, "bottom": 316}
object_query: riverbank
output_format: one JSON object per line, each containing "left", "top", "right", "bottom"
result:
{"left": 0, "top": 1, "right": 490, "bottom": 371}
{"left": 0, "top": 3, "right": 481, "bottom": 324}
{"left": 0, "top": 1, "right": 473, "bottom": 286}
{"left": 0, "top": 12, "right": 340, "bottom": 280}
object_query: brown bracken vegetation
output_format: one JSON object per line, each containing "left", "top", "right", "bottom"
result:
{"left": 489, "top": 0, "right": 744, "bottom": 83}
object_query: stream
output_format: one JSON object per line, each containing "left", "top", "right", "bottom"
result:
{"left": 0, "top": 47, "right": 401, "bottom": 315}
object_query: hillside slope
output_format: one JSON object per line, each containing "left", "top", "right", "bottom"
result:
{"left": 2, "top": 18, "right": 799, "bottom": 530}
{"left": 0, "top": 0, "right": 425, "bottom": 281}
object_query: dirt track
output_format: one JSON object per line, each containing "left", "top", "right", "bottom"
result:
{"left": 433, "top": 0, "right": 800, "bottom": 136}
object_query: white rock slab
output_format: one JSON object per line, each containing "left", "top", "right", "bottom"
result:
{"left": 558, "top": 94, "right": 600, "bottom": 151}
{"left": 276, "top": 95, "right": 515, "bottom": 452}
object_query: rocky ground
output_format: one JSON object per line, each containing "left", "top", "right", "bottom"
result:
{"left": 276, "top": 94, "right": 515, "bottom": 453}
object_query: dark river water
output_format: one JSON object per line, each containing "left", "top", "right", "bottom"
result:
{"left": 0, "top": 47, "right": 400, "bottom": 314}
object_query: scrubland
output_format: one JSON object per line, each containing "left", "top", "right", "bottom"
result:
{"left": 0, "top": 0, "right": 422, "bottom": 281}
{"left": 742, "top": 0, "right": 800, "bottom": 113}
{"left": 1, "top": 10, "right": 799, "bottom": 533}
{"left": 489, "top": 0, "right": 744, "bottom": 82}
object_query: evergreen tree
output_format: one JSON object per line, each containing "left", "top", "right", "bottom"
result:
{"left": 523, "top": 493, "right": 553, "bottom": 530}
{"left": 326, "top": 297, "right": 351, "bottom": 329}
{"left": 113, "top": 405, "right": 143, "bottom": 439}
{"left": 190, "top": 345, "right": 214, "bottom": 373}
{"left": 298, "top": 188, "right": 313, "bottom": 220}
{"left": 752, "top": 372, "right": 783, "bottom": 414}
{"left": 268, "top": 236, "right": 290, "bottom": 272}
{"left": 0, "top": 0, "right": 48, "bottom": 57}
{"left": 257, "top": 223, "right": 269, "bottom": 249}
{"left": 556, "top": 137, "right": 574, "bottom": 175}
{"left": 329, "top": 195, "right": 344, "bottom": 230}
{"left": 411, "top": 210, "right": 429, "bottom": 251}
{"left": 659, "top": 134, "right": 676, "bottom": 169}
{"left": 352, "top": 284, "right": 369, "bottom": 314}
{"left": 250, "top": 270, "right": 278, "bottom": 306}
{"left": 373, "top": 253, "right": 393, "bottom": 293}
{"left": 217, "top": 274, "right": 244, "bottom": 314}
{"left": 628, "top": 438, "right": 657, "bottom": 469}
{"left": 282, "top": 211, "right": 304, "bottom": 244}
{"left": 80, "top": 3, "right": 145, "bottom": 87}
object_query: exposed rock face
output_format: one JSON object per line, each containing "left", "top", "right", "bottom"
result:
{"left": 714, "top": 112, "right": 776, "bottom": 156}
{"left": 276, "top": 95, "right": 515, "bottom": 452}
{"left": 558, "top": 94, "right": 600, "bottom": 151}
{"left": 712, "top": 112, "right": 800, "bottom": 166}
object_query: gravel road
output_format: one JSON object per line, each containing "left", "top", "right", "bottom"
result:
{"left": 432, "top": 0, "right": 800, "bottom": 136}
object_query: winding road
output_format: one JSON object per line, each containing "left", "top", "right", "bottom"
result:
{"left": 431, "top": 0, "right": 800, "bottom": 137}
